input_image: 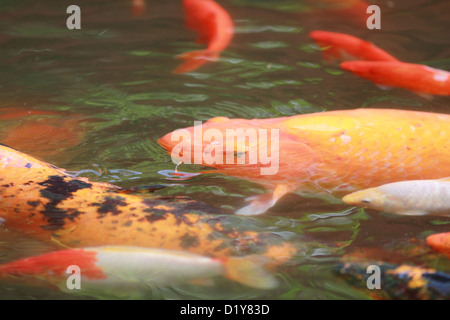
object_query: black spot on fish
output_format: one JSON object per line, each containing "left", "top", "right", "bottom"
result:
{"left": 179, "top": 233, "right": 200, "bottom": 249}
{"left": 27, "top": 201, "right": 40, "bottom": 208}
{"left": 38, "top": 175, "right": 92, "bottom": 230}
{"left": 94, "top": 196, "right": 127, "bottom": 218}
{"left": 122, "top": 221, "right": 132, "bottom": 227}
{"left": 144, "top": 210, "right": 167, "bottom": 223}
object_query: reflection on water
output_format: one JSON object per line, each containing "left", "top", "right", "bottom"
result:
{"left": 0, "top": 0, "right": 449, "bottom": 299}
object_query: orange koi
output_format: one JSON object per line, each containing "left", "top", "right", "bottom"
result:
{"left": 0, "top": 246, "right": 278, "bottom": 298}
{"left": 0, "top": 144, "right": 296, "bottom": 261}
{"left": 341, "top": 61, "right": 450, "bottom": 96}
{"left": 174, "top": 0, "right": 234, "bottom": 73}
{"left": 309, "top": 30, "right": 399, "bottom": 63}
{"left": 426, "top": 232, "right": 450, "bottom": 259}
{"left": 159, "top": 108, "right": 450, "bottom": 215}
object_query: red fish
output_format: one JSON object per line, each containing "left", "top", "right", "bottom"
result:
{"left": 174, "top": 0, "right": 234, "bottom": 73}
{"left": 341, "top": 61, "right": 450, "bottom": 96}
{"left": 317, "top": 0, "right": 371, "bottom": 26}
{"left": 132, "top": 0, "right": 146, "bottom": 16}
{"left": 426, "top": 232, "right": 450, "bottom": 258}
{"left": 159, "top": 108, "right": 450, "bottom": 215}
{"left": 309, "top": 30, "right": 399, "bottom": 63}
{"left": 0, "top": 246, "right": 278, "bottom": 298}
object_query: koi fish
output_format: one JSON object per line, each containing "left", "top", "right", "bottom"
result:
{"left": 426, "top": 232, "right": 450, "bottom": 258}
{"left": 0, "top": 143, "right": 297, "bottom": 262}
{"left": 309, "top": 30, "right": 399, "bottom": 62}
{"left": 317, "top": 0, "right": 371, "bottom": 26}
{"left": 340, "top": 61, "right": 450, "bottom": 96}
{"left": 174, "top": 0, "right": 234, "bottom": 73}
{"left": 0, "top": 107, "right": 83, "bottom": 158}
{"left": 342, "top": 178, "right": 450, "bottom": 216}
{"left": 158, "top": 108, "right": 450, "bottom": 215}
{"left": 0, "top": 246, "right": 278, "bottom": 298}
{"left": 335, "top": 261, "right": 450, "bottom": 300}
{"left": 132, "top": 0, "right": 145, "bottom": 16}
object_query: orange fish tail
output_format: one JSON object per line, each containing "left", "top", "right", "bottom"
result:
{"left": 174, "top": 50, "right": 219, "bottom": 73}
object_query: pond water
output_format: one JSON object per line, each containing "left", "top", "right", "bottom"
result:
{"left": 0, "top": 0, "right": 449, "bottom": 300}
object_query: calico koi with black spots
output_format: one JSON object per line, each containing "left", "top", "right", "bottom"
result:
{"left": 0, "top": 144, "right": 297, "bottom": 262}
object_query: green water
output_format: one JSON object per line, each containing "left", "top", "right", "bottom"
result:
{"left": 0, "top": 0, "right": 449, "bottom": 300}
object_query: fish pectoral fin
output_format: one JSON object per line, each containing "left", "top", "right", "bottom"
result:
{"left": 223, "top": 255, "right": 278, "bottom": 290}
{"left": 235, "top": 184, "right": 290, "bottom": 216}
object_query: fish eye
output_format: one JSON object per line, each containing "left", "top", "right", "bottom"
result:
{"left": 234, "top": 151, "right": 246, "bottom": 158}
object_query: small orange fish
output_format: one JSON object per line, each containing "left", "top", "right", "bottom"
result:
{"left": 426, "top": 232, "right": 450, "bottom": 258}
{"left": 341, "top": 61, "right": 450, "bottom": 96}
{"left": 174, "top": 0, "right": 234, "bottom": 73}
{"left": 0, "top": 107, "right": 84, "bottom": 158}
{"left": 159, "top": 108, "right": 450, "bottom": 215}
{"left": 131, "top": 0, "right": 145, "bottom": 16}
{"left": 309, "top": 30, "right": 399, "bottom": 63}
{"left": 0, "top": 246, "right": 278, "bottom": 298}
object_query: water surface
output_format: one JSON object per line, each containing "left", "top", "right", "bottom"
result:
{"left": 0, "top": 0, "right": 449, "bottom": 300}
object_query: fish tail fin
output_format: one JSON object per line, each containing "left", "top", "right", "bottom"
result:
{"left": 132, "top": 0, "right": 145, "bottom": 17}
{"left": 0, "top": 249, "right": 104, "bottom": 279}
{"left": 221, "top": 255, "right": 279, "bottom": 289}
{"left": 173, "top": 50, "right": 219, "bottom": 73}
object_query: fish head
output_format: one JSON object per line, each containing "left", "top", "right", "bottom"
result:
{"left": 342, "top": 187, "right": 399, "bottom": 212}
{"left": 158, "top": 116, "right": 319, "bottom": 181}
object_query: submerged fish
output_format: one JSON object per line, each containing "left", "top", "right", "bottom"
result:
{"left": 174, "top": 0, "right": 234, "bottom": 73}
{"left": 0, "top": 143, "right": 297, "bottom": 261}
{"left": 0, "top": 246, "right": 278, "bottom": 298}
{"left": 426, "top": 232, "right": 450, "bottom": 258}
{"left": 316, "top": 0, "right": 371, "bottom": 26}
{"left": 335, "top": 261, "right": 450, "bottom": 300}
{"left": 341, "top": 61, "right": 450, "bottom": 96}
{"left": 132, "top": 0, "right": 145, "bottom": 16}
{"left": 309, "top": 30, "right": 399, "bottom": 63}
{"left": 158, "top": 108, "right": 450, "bottom": 215}
{"left": 0, "top": 107, "right": 84, "bottom": 158}
{"left": 342, "top": 178, "right": 450, "bottom": 216}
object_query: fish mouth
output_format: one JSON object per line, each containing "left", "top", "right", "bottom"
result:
{"left": 341, "top": 192, "right": 360, "bottom": 206}
{"left": 157, "top": 133, "right": 173, "bottom": 152}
